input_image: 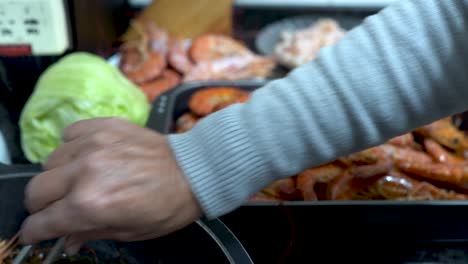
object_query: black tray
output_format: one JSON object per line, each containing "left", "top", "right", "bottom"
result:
{"left": 0, "top": 164, "right": 253, "bottom": 264}
{"left": 146, "top": 79, "right": 267, "bottom": 133}
{"left": 147, "top": 80, "right": 468, "bottom": 245}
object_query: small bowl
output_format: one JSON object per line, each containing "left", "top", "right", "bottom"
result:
{"left": 255, "top": 15, "right": 364, "bottom": 67}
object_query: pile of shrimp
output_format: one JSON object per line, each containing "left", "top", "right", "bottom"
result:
{"left": 118, "top": 20, "right": 276, "bottom": 103}
{"left": 174, "top": 86, "right": 250, "bottom": 133}
{"left": 176, "top": 87, "right": 468, "bottom": 202}
{"left": 274, "top": 18, "right": 347, "bottom": 69}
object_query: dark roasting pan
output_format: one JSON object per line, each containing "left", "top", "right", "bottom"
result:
{"left": 146, "top": 80, "right": 468, "bottom": 260}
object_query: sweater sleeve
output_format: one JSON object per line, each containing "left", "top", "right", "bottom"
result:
{"left": 168, "top": 0, "right": 468, "bottom": 219}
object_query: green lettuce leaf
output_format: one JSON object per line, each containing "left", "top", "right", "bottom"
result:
{"left": 20, "top": 52, "right": 151, "bottom": 164}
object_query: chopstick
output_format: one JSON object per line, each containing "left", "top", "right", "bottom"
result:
{"left": 42, "top": 237, "right": 66, "bottom": 264}
{"left": 11, "top": 245, "right": 34, "bottom": 264}
{"left": 10, "top": 236, "right": 68, "bottom": 264}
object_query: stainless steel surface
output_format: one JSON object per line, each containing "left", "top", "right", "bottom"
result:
{"left": 196, "top": 218, "right": 254, "bottom": 264}
{"left": 42, "top": 237, "right": 66, "bottom": 264}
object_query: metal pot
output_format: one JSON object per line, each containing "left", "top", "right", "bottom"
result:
{"left": 0, "top": 164, "right": 253, "bottom": 263}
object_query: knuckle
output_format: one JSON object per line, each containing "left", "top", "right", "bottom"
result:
{"left": 44, "top": 147, "right": 65, "bottom": 169}
{"left": 44, "top": 154, "right": 57, "bottom": 169}
{"left": 104, "top": 117, "right": 137, "bottom": 131}
{"left": 69, "top": 192, "right": 110, "bottom": 216}
{"left": 102, "top": 117, "right": 124, "bottom": 126}
{"left": 90, "top": 131, "right": 110, "bottom": 146}
{"left": 69, "top": 198, "right": 95, "bottom": 218}
{"left": 23, "top": 178, "right": 41, "bottom": 212}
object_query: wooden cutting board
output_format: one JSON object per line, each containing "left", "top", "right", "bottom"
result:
{"left": 122, "top": 0, "right": 233, "bottom": 40}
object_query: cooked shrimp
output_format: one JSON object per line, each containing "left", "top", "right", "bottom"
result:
{"left": 168, "top": 37, "right": 194, "bottom": 74}
{"left": 371, "top": 171, "right": 416, "bottom": 200}
{"left": 416, "top": 117, "right": 468, "bottom": 154}
{"left": 262, "top": 178, "right": 299, "bottom": 200}
{"left": 387, "top": 133, "right": 416, "bottom": 148}
{"left": 367, "top": 171, "right": 467, "bottom": 200}
{"left": 380, "top": 144, "right": 433, "bottom": 164}
{"left": 176, "top": 113, "right": 200, "bottom": 133}
{"left": 144, "top": 19, "right": 170, "bottom": 55}
{"left": 189, "top": 34, "right": 252, "bottom": 63}
{"left": 183, "top": 55, "right": 276, "bottom": 82}
{"left": 339, "top": 147, "right": 389, "bottom": 166}
{"left": 119, "top": 20, "right": 168, "bottom": 84}
{"left": 423, "top": 138, "right": 466, "bottom": 164}
{"left": 122, "top": 51, "right": 167, "bottom": 84}
{"left": 274, "top": 19, "right": 346, "bottom": 68}
{"left": 249, "top": 192, "right": 282, "bottom": 202}
{"left": 327, "top": 172, "right": 356, "bottom": 200}
{"left": 397, "top": 160, "right": 468, "bottom": 190}
{"left": 139, "top": 69, "right": 181, "bottom": 102}
{"left": 212, "top": 92, "right": 250, "bottom": 112}
{"left": 337, "top": 147, "right": 394, "bottom": 179}
{"left": 296, "top": 163, "right": 344, "bottom": 200}
{"left": 188, "top": 87, "right": 250, "bottom": 116}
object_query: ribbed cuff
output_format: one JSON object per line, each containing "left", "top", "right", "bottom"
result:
{"left": 167, "top": 106, "right": 272, "bottom": 219}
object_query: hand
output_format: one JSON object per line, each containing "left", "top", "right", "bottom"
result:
{"left": 20, "top": 117, "right": 203, "bottom": 253}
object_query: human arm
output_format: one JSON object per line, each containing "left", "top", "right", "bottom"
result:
{"left": 20, "top": 118, "right": 202, "bottom": 251}
{"left": 168, "top": 0, "right": 468, "bottom": 218}
{"left": 19, "top": 0, "right": 468, "bottom": 251}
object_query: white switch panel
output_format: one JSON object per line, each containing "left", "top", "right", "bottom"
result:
{"left": 0, "top": 0, "right": 70, "bottom": 56}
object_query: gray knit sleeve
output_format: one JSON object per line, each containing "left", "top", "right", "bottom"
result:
{"left": 168, "top": 0, "right": 468, "bottom": 219}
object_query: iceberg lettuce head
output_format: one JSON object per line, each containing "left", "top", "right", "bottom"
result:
{"left": 20, "top": 52, "right": 151, "bottom": 164}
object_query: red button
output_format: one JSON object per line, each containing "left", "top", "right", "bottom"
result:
{"left": 0, "top": 45, "right": 32, "bottom": 57}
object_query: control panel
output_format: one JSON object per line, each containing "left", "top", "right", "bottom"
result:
{"left": 0, "top": 0, "right": 70, "bottom": 56}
